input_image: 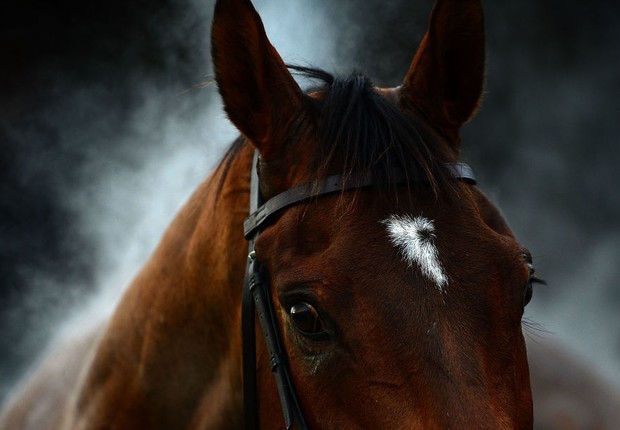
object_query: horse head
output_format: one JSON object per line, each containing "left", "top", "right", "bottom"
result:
{"left": 212, "top": 0, "right": 533, "bottom": 428}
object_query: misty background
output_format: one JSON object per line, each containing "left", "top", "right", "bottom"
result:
{"left": 1, "top": 0, "right": 619, "bottom": 405}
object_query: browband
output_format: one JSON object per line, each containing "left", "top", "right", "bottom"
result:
{"left": 244, "top": 162, "right": 476, "bottom": 239}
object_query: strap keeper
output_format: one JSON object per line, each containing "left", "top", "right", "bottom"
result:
{"left": 270, "top": 353, "right": 283, "bottom": 371}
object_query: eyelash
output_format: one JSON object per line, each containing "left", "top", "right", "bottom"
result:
{"left": 527, "top": 262, "right": 546, "bottom": 285}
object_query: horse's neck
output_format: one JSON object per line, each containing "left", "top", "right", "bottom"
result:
{"left": 72, "top": 142, "right": 252, "bottom": 429}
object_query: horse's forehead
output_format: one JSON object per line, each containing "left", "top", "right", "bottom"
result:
{"left": 269, "top": 188, "right": 513, "bottom": 269}
{"left": 265, "top": 192, "right": 467, "bottom": 264}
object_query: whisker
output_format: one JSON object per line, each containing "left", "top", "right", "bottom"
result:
{"left": 521, "top": 318, "right": 553, "bottom": 344}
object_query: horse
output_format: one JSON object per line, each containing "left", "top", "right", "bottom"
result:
{"left": 0, "top": 0, "right": 537, "bottom": 428}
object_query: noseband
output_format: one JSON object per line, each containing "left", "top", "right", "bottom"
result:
{"left": 242, "top": 150, "right": 476, "bottom": 430}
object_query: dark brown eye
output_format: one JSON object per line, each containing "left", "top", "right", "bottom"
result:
{"left": 289, "top": 302, "right": 327, "bottom": 338}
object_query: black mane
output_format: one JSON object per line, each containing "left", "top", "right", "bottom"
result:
{"left": 219, "top": 66, "right": 453, "bottom": 197}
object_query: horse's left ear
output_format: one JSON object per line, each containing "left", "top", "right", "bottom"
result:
{"left": 402, "top": 0, "right": 485, "bottom": 147}
{"left": 211, "top": 0, "right": 305, "bottom": 159}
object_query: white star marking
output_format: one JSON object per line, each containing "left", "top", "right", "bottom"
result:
{"left": 382, "top": 215, "right": 448, "bottom": 291}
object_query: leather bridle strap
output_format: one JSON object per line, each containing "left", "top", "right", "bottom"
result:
{"left": 242, "top": 151, "right": 260, "bottom": 429}
{"left": 245, "top": 255, "right": 309, "bottom": 430}
{"left": 243, "top": 150, "right": 309, "bottom": 430}
{"left": 244, "top": 162, "right": 475, "bottom": 239}
{"left": 242, "top": 150, "right": 476, "bottom": 429}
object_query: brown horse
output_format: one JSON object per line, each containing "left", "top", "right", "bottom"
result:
{"left": 1, "top": 0, "right": 536, "bottom": 428}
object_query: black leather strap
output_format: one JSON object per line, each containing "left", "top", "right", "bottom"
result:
{"left": 244, "top": 162, "right": 476, "bottom": 239}
{"left": 243, "top": 150, "right": 309, "bottom": 430}
{"left": 242, "top": 253, "right": 258, "bottom": 430}
{"left": 247, "top": 257, "right": 309, "bottom": 430}
{"left": 446, "top": 162, "right": 476, "bottom": 184}
{"left": 242, "top": 151, "right": 260, "bottom": 430}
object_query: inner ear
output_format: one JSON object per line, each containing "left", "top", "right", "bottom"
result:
{"left": 402, "top": 0, "right": 485, "bottom": 144}
{"left": 211, "top": 0, "right": 306, "bottom": 160}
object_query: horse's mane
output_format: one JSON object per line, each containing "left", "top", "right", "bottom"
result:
{"left": 217, "top": 66, "right": 454, "bottom": 198}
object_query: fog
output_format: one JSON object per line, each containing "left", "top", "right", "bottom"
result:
{"left": 1, "top": 0, "right": 619, "bottom": 404}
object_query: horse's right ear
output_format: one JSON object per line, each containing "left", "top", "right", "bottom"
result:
{"left": 402, "top": 0, "right": 485, "bottom": 147}
{"left": 211, "top": 0, "right": 305, "bottom": 159}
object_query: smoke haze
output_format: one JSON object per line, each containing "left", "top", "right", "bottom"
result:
{"left": 1, "top": 0, "right": 619, "bottom": 405}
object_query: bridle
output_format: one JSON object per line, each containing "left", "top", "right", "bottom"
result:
{"left": 242, "top": 150, "right": 476, "bottom": 430}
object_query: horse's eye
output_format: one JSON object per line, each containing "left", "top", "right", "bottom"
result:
{"left": 289, "top": 302, "right": 327, "bottom": 339}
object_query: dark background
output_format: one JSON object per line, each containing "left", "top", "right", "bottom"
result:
{"left": 1, "top": 0, "right": 619, "bottom": 402}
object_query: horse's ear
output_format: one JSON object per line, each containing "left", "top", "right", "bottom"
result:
{"left": 211, "top": 0, "right": 305, "bottom": 158}
{"left": 402, "top": 0, "right": 485, "bottom": 145}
